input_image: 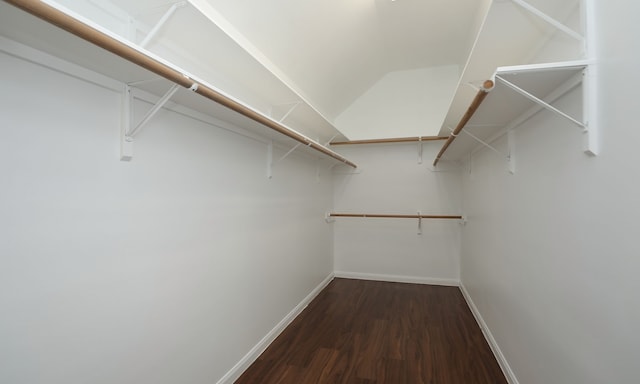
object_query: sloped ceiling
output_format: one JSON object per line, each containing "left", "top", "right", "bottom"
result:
{"left": 199, "top": 0, "right": 486, "bottom": 125}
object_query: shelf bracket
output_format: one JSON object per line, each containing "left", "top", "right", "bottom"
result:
{"left": 582, "top": 62, "right": 598, "bottom": 157}
{"left": 279, "top": 101, "right": 301, "bottom": 123}
{"left": 417, "top": 137, "right": 423, "bottom": 164}
{"left": 128, "top": 83, "right": 181, "bottom": 138}
{"left": 461, "top": 127, "right": 508, "bottom": 159}
{"left": 324, "top": 134, "right": 339, "bottom": 147}
{"left": 139, "top": 1, "right": 187, "bottom": 48}
{"left": 120, "top": 82, "right": 195, "bottom": 161}
{"left": 270, "top": 140, "right": 328, "bottom": 180}
{"left": 468, "top": 68, "right": 588, "bottom": 165}
{"left": 120, "top": 84, "right": 133, "bottom": 161}
{"left": 275, "top": 143, "right": 302, "bottom": 165}
{"left": 269, "top": 101, "right": 301, "bottom": 123}
{"left": 324, "top": 212, "right": 335, "bottom": 223}
{"left": 446, "top": 126, "right": 511, "bottom": 170}
{"left": 127, "top": 78, "right": 165, "bottom": 86}
{"left": 495, "top": 75, "right": 586, "bottom": 129}
{"left": 510, "top": 0, "right": 584, "bottom": 42}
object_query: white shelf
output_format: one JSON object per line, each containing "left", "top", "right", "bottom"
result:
{"left": 435, "top": 0, "right": 594, "bottom": 164}
{"left": 0, "top": 0, "right": 351, "bottom": 163}
{"left": 441, "top": 61, "right": 588, "bottom": 161}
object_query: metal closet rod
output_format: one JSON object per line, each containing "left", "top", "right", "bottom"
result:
{"left": 330, "top": 136, "right": 449, "bottom": 146}
{"left": 5, "top": 0, "right": 357, "bottom": 169}
{"left": 330, "top": 213, "right": 463, "bottom": 219}
{"left": 433, "top": 80, "right": 494, "bottom": 166}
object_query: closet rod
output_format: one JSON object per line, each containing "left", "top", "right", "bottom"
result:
{"left": 433, "top": 80, "right": 494, "bottom": 166}
{"left": 331, "top": 136, "right": 448, "bottom": 146}
{"left": 330, "top": 213, "right": 463, "bottom": 219}
{"left": 5, "top": 0, "right": 357, "bottom": 169}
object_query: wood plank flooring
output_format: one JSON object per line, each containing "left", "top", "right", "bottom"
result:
{"left": 235, "top": 278, "right": 507, "bottom": 384}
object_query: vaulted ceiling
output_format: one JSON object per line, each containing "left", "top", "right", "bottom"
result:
{"left": 197, "top": 0, "right": 488, "bottom": 125}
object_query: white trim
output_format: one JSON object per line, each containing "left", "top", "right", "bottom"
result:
{"left": 215, "top": 273, "right": 335, "bottom": 384}
{"left": 459, "top": 283, "right": 520, "bottom": 384}
{"left": 334, "top": 271, "right": 459, "bottom": 287}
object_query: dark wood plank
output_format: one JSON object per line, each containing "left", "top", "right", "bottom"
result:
{"left": 235, "top": 278, "right": 507, "bottom": 384}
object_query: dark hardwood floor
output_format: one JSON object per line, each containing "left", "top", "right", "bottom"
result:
{"left": 235, "top": 278, "right": 507, "bottom": 384}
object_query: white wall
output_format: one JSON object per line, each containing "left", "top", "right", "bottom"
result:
{"left": 335, "top": 66, "right": 460, "bottom": 140}
{"left": 0, "top": 46, "right": 334, "bottom": 384}
{"left": 332, "top": 143, "right": 461, "bottom": 284}
{"left": 460, "top": 1, "right": 640, "bottom": 383}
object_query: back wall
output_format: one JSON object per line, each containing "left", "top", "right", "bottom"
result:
{"left": 332, "top": 143, "right": 462, "bottom": 285}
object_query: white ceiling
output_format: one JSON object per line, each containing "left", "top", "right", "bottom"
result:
{"left": 199, "top": 0, "right": 485, "bottom": 121}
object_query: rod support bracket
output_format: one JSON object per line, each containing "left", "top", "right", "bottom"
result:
{"left": 120, "top": 84, "right": 133, "bottom": 161}
{"left": 325, "top": 212, "right": 335, "bottom": 223}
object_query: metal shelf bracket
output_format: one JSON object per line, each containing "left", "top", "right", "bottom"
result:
{"left": 510, "top": 0, "right": 584, "bottom": 43}
{"left": 496, "top": 75, "right": 586, "bottom": 129}
{"left": 139, "top": 1, "right": 187, "bottom": 48}
{"left": 447, "top": 125, "right": 515, "bottom": 173}
{"left": 269, "top": 101, "right": 301, "bottom": 123}
{"left": 493, "top": 61, "right": 597, "bottom": 157}
{"left": 120, "top": 84, "right": 134, "bottom": 161}
{"left": 120, "top": 82, "right": 195, "bottom": 161}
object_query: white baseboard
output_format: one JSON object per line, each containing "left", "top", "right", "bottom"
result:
{"left": 334, "top": 271, "right": 459, "bottom": 286}
{"left": 459, "top": 283, "right": 520, "bottom": 384}
{"left": 216, "top": 273, "right": 335, "bottom": 384}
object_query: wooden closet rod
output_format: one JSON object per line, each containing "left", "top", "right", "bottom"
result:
{"left": 433, "top": 80, "right": 494, "bottom": 166}
{"left": 5, "top": 0, "right": 357, "bottom": 169}
{"left": 331, "top": 136, "right": 448, "bottom": 146}
{"left": 330, "top": 213, "right": 463, "bottom": 220}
